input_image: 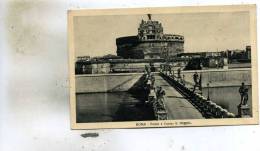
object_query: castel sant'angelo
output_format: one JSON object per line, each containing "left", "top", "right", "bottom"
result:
{"left": 116, "top": 14, "right": 184, "bottom": 59}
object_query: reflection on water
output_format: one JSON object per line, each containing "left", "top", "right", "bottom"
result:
{"left": 77, "top": 86, "right": 252, "bottom": 123}
{"left": 202, "top": 86, "right": 252, "bottom": 115}
{"left": 76, "top": 92, "right": 154, "bottom": 123}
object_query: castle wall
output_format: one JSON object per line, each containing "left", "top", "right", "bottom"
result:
{"left": 116, "top": 36, "right": 184, "bottom": 59}
{"left": 77, "top": 61, "right": 162, "bottom": 74}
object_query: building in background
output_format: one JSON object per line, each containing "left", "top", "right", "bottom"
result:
{"left": 77, "top": 56, "right": 90, "bottom": 61}
{"left": 116, "top": 14, "right": 184, "bottom": 59}
{"left": 246, "top": 45, "right": 251, "bottom": 60}
{"left": 227, "top": 45, "right": 251, "bottom": 63}
{"left": 75, "top": 14, "right": 251, "bottom": 74}
{"left": 177, "top": 51, "right": 227, "bottom": 70}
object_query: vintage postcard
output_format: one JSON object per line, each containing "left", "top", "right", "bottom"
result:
{"left": 68, "top": 5, "right": 258, "bottom": 129}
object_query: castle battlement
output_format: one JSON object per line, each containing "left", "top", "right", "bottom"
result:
{"left": 116, "top": 14, "right": 184, "bottom": 59}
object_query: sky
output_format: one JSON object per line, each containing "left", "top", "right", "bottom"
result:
{"left": 73, "top": 11, "right": 250, "bottom": 57}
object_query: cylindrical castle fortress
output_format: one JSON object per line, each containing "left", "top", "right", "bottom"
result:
{"left": 116, "top": 14, "right": 184, "bottom": 59}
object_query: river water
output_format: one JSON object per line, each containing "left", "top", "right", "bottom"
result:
{"left": 202, "top": 86, "right": 252, "bottom": 116}
{"left": 76, "top": 92, "right": 154, "bottom": 123}
{"left": 76, "top": 86, "right": 252, "bottom": 123}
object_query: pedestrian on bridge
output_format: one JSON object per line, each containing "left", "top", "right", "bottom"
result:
{"left": 177, "top": 68, "right": 181, "bottom": 78}
{"left": 145, "top": 65, "right": 151, "bottom": 75}
{"left": 181, "top": 74, "right": 185, "bottom": 86}
{"left": 177, "top": 68, "right": 181, "bottom": 81}
{"left": 193, "top": 72, "right": 199, "bottom": 92}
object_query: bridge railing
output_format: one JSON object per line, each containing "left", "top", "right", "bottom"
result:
{"left": 144, "top": 74, "right": 168, "bottom": 120}
{"left": 160, "top": 72, "right": 236, "bottom": 118}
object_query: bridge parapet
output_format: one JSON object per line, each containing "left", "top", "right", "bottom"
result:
{"left": 144, "top": 73, "right": 168, "bottom": 120}
{"left": 160, "top": 72, "right": 236, "bottom": 118}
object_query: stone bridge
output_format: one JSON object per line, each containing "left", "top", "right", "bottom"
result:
{"left": 76, "top": 68, "right": 250, "bottom": 120}
{"left": 144, "top": 71, "right": 241, "bottom": 120}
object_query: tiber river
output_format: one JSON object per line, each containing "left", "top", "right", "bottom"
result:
{"left": 202, "top": 86, "right": 252, "bottom": 116}
{"left": 76, "top": 86, "right": 252, "bottom": 123}
{"left": 76, "top": 92, "right": 154, "bottom": 123}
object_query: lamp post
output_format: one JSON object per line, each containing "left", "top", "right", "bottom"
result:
{"left": 182, "top": 74, "right": 185, "bottom": 86}
{"left": 207, "top": 82, "right": 210, "bottom": 101}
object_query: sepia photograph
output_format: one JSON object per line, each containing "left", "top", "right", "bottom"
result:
{"left": 68, "top": 5, "right": 258, "bottom": 129}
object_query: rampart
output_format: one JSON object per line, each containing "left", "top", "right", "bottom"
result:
{"left": 76, "top": 68, "right": 251, "bottom": 93}
{"left": 180, "top": 68, "right": 251, "bottom": 87}
{"left": 76, "top": 73, "right": 144, "bottom": 93}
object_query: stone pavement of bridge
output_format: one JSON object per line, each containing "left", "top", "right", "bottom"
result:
{"left": 154, "top": 75, "right": 204, "bottom": 120}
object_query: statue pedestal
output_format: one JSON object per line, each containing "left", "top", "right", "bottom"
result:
{"left": 194, "top": 89, "right": 202, "bottom": 95}
{"left": 193, "top": 87, "right": 202, "bottom": 95}
{"left": 237, "top": 104, "right": 250, "bottom": 118}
